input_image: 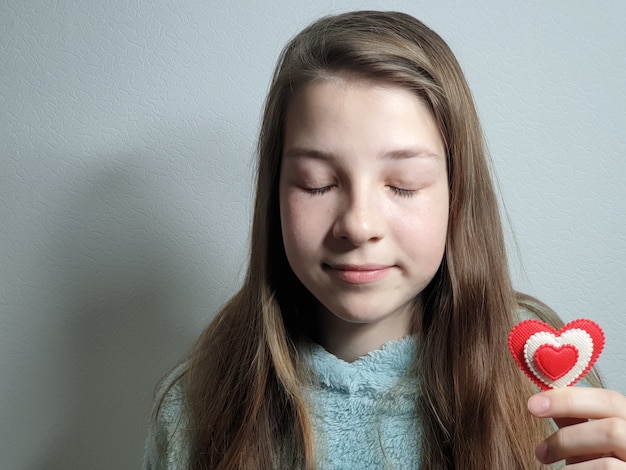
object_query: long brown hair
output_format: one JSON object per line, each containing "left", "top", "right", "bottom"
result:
{"left": 172, "top": 11, "right": 577, "bottom": 469}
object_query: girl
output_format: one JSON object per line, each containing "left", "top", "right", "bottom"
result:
{"left": 144, "top": 11, "right": 626, "bottom": 469}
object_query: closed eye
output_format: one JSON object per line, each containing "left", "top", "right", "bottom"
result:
{"left": 304, "top": 185, "right": 334, "bottom": 195}
{"left": 388, "top": 186, "right": 417, "bottom": 197}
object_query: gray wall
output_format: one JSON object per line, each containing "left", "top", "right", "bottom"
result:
{"left": 1, "top": 1, "right": 624, "bottom": 468}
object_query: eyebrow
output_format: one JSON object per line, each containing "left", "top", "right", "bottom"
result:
{"left": 283, "top": 147, "right": 442, "bottom": 160}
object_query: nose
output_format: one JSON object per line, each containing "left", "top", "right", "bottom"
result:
{"left": 331, "top": 187, "right": 384, "bottom": 246}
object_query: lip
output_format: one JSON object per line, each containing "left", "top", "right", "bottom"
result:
{"left": 323, "top": 263, "right": 393, "bottom": 284}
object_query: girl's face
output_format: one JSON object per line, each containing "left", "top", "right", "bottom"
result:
{"left": 279, "top": 77, "right": 448, "bottom": 346}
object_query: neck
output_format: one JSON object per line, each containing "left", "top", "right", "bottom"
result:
{"left": 314, "top": 307, "right": 415, "bottom": 362}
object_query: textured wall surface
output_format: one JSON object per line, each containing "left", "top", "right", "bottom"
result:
{"left": 1, "top": 1, "right": 624, "bottom": 468}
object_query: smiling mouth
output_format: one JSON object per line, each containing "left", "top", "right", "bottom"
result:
{"left": 323, "top": 263, "right": 393, "bottom": 284}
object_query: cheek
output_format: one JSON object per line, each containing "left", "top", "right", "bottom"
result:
{"left": 279, "top": 192, "right": 297, "bottom": 254}
{"left": 279, "top": 193, "right": 321, "bottom": 260}
{"left": 396, "top": 196, "right": 449, "bottom": 259}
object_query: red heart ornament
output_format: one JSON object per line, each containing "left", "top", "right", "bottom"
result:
{"left": 508, "top": 319, "right": 604, "bottom": 390}
{"left": 534, "top": 344, "right": 578, "bottom": 380}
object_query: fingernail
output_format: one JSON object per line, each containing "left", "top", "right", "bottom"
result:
{"left": 535, "top": 441, "right": 548, "bottom": 462}
{"left": 528, "top": 394, "right": 551, "bottom": 415}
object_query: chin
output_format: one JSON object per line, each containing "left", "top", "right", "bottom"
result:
{"left": 321, "top": 301, "right": 414, "bottom": 327}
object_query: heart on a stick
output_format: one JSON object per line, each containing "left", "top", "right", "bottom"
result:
{"left": 508, "top": 319, "right": 604, "bottom": 390}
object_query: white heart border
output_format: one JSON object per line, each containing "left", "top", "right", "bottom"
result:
{"left": 523, "top": 328, "right": 594, "bottom": 388}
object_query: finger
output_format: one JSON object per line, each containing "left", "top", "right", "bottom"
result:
{"left": 535, "top": 418, "right": 626, "bottom": 464}
{"left": 552, "top": 416, "right": 590, "bottom": 462}
{"left": 565, "top": 457, "right": 626, "bottom": 469}
{"left": 528, "top": 388, "right": 626, "bottom": 421}
{"left": 552, "top": 417, "right": 596, "bottom": 465}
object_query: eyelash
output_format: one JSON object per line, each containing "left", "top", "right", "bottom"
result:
{"left": 304, "top": 185, "right": 334, "bottom": 195}
{"left": 304, "top": 185, "right": 417, "bottom": 197}
{"left": 388, "top": 186, "right": 417, "bottom": 198}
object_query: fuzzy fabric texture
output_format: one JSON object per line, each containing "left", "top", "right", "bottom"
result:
{"left": 143, "top": 330, "right": 581, "bottom": 468}
{"left": 142, "top": 338, "right": 421, "bottom": 469}
{"left": 301, "top": 336, "right": 421, "bottom": 469}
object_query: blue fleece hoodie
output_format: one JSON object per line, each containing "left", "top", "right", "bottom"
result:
{"left": 301, "top": 336, "right": 421, "bottom": 469}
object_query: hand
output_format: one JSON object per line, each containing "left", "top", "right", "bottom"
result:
{"left": 528, "top": 387, "right": 626, "bottom": 468}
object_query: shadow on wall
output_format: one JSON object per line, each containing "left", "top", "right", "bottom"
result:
{"left": 28, "top": 154, "right": 214, "bottom": 469}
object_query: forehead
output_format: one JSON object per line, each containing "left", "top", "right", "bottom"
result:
{"left": 284, "top": 75, "right": 436, "bottom": 128}
{"left": 282, "top": 76, "right": 445, "bottom": 162}
{"left": 288, "top": 74, "right": 427, "bottom": 110}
